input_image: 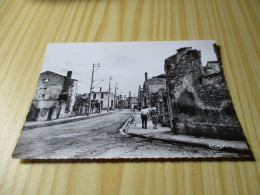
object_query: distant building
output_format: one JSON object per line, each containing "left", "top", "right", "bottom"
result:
{"left": 164, "top": 44, "right": 245, "bottom": 141}
{"left": 26, "top": 71, "right": 78, "bottom": 121}
{"left": 138, "top": 72, "right": 169, "bottom": 125}
{"left": 121, "top": 91, "right": 138, "bottom": 109}
{"left": 123, "top": 96, "right": 138, "bottom": 109}
{"left": 140, "top": 72, "right": 166, "bottom": 108}
{"left": 130, "top": 97, "right": 138, "bottom": 109}
{"left": 85, "top": 88, "right": 115, "bottom": 110}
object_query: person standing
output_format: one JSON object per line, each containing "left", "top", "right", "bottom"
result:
{"left": 140, "top": 107, "right": 149, "bottom": 129}
{"left": 150, "top": 107, "right": 159, "bottom": 129}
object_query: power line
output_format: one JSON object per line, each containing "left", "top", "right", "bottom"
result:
{"left": 41, "top": 67, "right": 92, "bottom": 90}
{"left": 43, "top": 60, "right": 91, "bottom": 78}
{"left": 42, "top": 61, "right": 113, "bottom": 94}
{"left": 43, "top": 61, "right": 117, "bottom": 91}
{"left": 92, "top": 79, "right": 104, "bottom": 88}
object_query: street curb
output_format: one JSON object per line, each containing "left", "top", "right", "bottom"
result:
{"left": 124, "top": 130, "right": 251, "bottom": 155}
{"left": 119, "top": 114, "right": 134, "bottom": 135}
{"left": 23, "top": 112, "right": 114, "bottom": 130}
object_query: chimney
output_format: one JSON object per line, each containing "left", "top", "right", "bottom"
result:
{"left": 67, "top": 71, "right": 72, "bottom": 78}
{"left": 129, "top": 91, "right": 131, "bottom": 97}
{"left": 62, "top": 71, "right": 72, "bottom": 93}
{"left": 145, "top": 72, "right": 148, "bottom": 82}
{"left": 100, "top": 87, "right": 102, "bottom": 92}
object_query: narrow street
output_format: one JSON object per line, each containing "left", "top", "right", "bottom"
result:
{"left": 13, "top": 110, "right": 246, "bottom": 159}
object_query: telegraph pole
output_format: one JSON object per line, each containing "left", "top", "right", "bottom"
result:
{"left": 87, "top": 63, "right": 100, "bottom": 116}
{"left": 114, "top": 82, "right": 118, "bottom": 109}
{"left": 107, "top": 77, "right": 112, "bottom": 112}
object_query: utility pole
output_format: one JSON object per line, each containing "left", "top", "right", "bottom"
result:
{"left": 73, "top": 86, "right": 79, "bottom": 116}
{"left": 107, "top": 77, "right": 112, "bottom": 112}
{"left": 114, "top": 82, "right": 118, "bottom": 109}
{"left": 129, "top": 91, "right": 131, "bottom": 109}
{"left": 87, "top": 63, "right": 100, "bottom": 116}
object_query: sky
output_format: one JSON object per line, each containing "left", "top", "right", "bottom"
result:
{"left": 41, "top": 40, "right": 217, "bottom": 96}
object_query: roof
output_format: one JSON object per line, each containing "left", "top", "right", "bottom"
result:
{"left": 41, "top": 71, "right": 78, "bottom": 81}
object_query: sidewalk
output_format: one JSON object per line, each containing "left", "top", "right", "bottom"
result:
{"left": 125, "top": 112, "right": 251, "bottom": 154}
{"left": 23, "top": 110, "right": 117, "bottom": 130}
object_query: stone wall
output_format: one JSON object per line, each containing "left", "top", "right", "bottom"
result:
{"left": 164, "top": 45, "right": 245, "bottom": 141}
{"left": 145, "top": 76, "right": 166, "bottom": 94}
{"left": 33, "top": 71, "right": 64, "bottom": 101}
{"left": 151, "top": 89, "right": 169, "bottom": 126}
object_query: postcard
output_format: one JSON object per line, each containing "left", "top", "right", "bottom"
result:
{"left": 12, "top": 41, "right": 253, "bottom": 160}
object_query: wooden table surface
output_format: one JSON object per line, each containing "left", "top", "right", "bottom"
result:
{"left": 0, "top": 0, "right": 259, "bottom": 194}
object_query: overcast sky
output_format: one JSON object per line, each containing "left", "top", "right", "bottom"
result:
{"left": 41, "top": 40, "right": 217, "bottom": 96}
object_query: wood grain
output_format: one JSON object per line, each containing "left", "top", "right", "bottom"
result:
{"left": 0, "top": 0, "right": 259, "bottom": 194}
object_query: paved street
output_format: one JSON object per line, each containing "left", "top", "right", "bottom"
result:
{"left": 13, "top": 110, "right": 247, "bottom": 159}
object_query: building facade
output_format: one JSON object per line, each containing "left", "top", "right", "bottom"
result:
{"left": 26, "top": 71, "right": 78, "bottom": 122}
{"left": 85, "top": 89, "right": 115, "bottom": 111}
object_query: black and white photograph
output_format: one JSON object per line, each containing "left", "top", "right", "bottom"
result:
{"left": 12, "top": 40, "right": 253, "bottom": 160}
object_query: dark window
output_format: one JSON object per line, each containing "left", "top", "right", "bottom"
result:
{"left": 101, "top": 93, "right": 104, "bottom": 99}
{"left": 39, "top": 88, "right": 47, "bottom": 99}
{"left": 93, "top": 93, "right": 96, "bottom": 99}
{"left": 199, "top": 77, "right": 203, "bottom": 84}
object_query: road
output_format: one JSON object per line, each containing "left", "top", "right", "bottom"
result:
{"left": 13, "top": 110, "right": 246, "bottom": 159}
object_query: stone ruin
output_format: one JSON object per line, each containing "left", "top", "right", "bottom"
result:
{"left": 164, "top": 44, "right": 246, "bottom": 141}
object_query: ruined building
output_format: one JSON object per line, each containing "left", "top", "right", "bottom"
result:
{"left": 73, "top": 93, "right": 88, "bottom": 116}
{"left": 138, "top": 72, "right": 169, "bottom": 125}
{"left": 164, "top": 44, "right": 246, "bottom": 141}
{"left": 123, "top": 95, "right": 138, "bottom": 109}
{"left": 26, "top": 71, "right": 78, "bottom": 121}
{"left": 151, "top": 88, "right": 169, "bottom": 126}
{"left": 137, "top": 85, "right": 144, "bottom": 110}
{"left": 140, "top": 72, "right": 166, "bottom": 108}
